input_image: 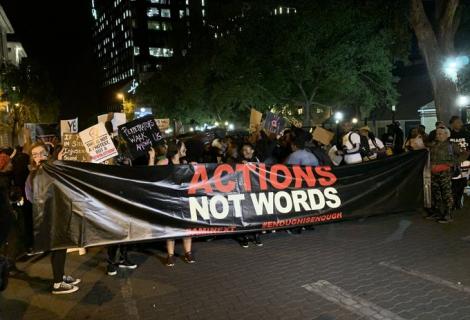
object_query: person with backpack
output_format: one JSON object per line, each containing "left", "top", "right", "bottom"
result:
{"left": 340, "top": 121, "right": 362, "bottom": 165}
{"left": 449, "top": 116, "right": 470, "bottom": 210}
{"left": 359, "top": 126, "right": 386, "bottom": 161}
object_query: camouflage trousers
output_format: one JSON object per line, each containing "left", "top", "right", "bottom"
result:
{"left": 431, "top": 170, "right": 454, "bottom": 212}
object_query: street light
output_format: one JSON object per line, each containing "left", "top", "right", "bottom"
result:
{"left": 457, "top": 95, "right": 470, "bottom": 107}
{"left": 334, "top": 112, "right": 343, "bottom": 122}
{"left": 117, "top": 93, "right": 124, "bottom": 101}
{"left": 443, "top": 56, "right": 469, "bottom": 81}
{"left": 352, "top": 118, "right": 358, "bottom": 124}
{"left": 224, "top": 121, "right": 229, "bottom": 126}
{"left": 228, "top": 123, "right": 235, "bottom": 130}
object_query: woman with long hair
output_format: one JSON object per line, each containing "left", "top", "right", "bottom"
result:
{"left": 149, "top": 140, "right": 195, "bottom": 267}
{"left": 25, "top": 142, "right": 80, "bottom": 294}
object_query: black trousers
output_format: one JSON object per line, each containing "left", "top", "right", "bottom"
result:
{"left": 51, "top": 250, "right": 67, "bottom": 283}
{"left": 451, "top": 178, "right": 468, "bottom": 209}
{"left": 107, "top": 245, "right": 128, "bottom": 265}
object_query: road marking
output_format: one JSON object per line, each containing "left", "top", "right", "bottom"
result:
{"left": 302, "top": 280, "right": 406, "bottom": 320}
{"left": 379, "top": 261, "right": 470, "bottom": 294}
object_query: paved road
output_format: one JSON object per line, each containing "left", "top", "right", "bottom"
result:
{"left": 2, "top": 202, "right": 470, "bottom": 320}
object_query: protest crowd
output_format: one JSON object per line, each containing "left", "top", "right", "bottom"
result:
{"left": 0, "top": 111, "right": 469, "bottom": 295}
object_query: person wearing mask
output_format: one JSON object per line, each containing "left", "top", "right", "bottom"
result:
{"left": 149, "top": 140, "right": 195, "bottom": 266}
{"left": 448, "top": 116, "right": 470, "bottom": 209}
{"left": 26, "top": 142, "right": 80, "bottom": 294}
{"left": 238, "top": 143, "right": 262, "bottom": 247}
{"left": 339, "top": 121, "right": 362, "bottom": 165}
{"left": 428, "top": 128, "right": 469, "bottom": 223}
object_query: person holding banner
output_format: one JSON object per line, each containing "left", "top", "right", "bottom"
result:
{"left": 149, "top": 140, "right": 196, "bottom": 267}
{"left": 238, "top": 143, "right": 263, "bottom": 247}
{"left": 26, "top": 142, "right": 80, "bottom": 294}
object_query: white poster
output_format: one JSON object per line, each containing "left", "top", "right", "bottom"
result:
{"left": 155, "top": 118, "right": 170, "bottom": 130}
{"left": 60, "top": 118, "right": 78, "bottom": 137}
{"left": 79, "top": 123, "right": 118, "bottom": 163}
{"left": 97, "top": 113, "right": 127, "bottom": 135}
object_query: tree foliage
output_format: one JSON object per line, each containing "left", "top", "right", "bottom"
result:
{"left": 137, "top": 0, "right": 400, "bottom": 126}
{"left": 0, "top": 60, "right": 60, "bottom": 143}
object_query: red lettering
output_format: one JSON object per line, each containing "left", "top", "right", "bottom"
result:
{"left": 270, "top": 164, "right": 293, "bottom": 190}
{"left": 292, "top": 165, "right": 317, "bottom": 188}
{"left": 315, "top": 166, "right": 337, "bottom": 186}
{"left": 214, "top": 164, "right": 236, "bottom": 193}
{"left": 188, "top": 165, "right": 213, "bottom": 195}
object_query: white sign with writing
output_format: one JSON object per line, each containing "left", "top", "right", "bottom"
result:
{"left": 60, "top": 118, "right": 78, "bottom": 137}
{"left": 79, "top": 123, "right": 118, "bottom": 163}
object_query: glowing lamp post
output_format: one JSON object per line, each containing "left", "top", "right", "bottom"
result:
{"left": 457, "top": 95, "right": 470, "bottom": 108}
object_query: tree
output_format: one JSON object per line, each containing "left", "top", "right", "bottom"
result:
{"left": 0, "top": 60, "right": 60, "bottom": 144}
{"left": 137, "top": 0, "right": 399, "bottom": 126}
{"left": 410, "top": 0, "right": 461, "bottom": 123}
{"left": 237, "top": 1, "right": 398, "bottom": 125}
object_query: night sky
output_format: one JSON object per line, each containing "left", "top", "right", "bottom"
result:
{"left": 2, "top": 0, "right": 101, "bottom": 123}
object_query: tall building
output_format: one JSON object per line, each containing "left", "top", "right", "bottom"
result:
{"left": 0, "top": 5, "right": 14, "bottom": 64}
{"left": 91, "top": 0, "right": 207, "bottom": 93}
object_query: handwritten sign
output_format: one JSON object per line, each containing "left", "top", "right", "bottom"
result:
{"left": 79, "top": 123, "right": 118, "bottom": 163}
{"left": 60, "top": 118, "right": 78, "bottom": 137}
{"left": 118, "top": 115, "right": 163, "bottom": 158}
{"left": 62, "top": 133, "right": 88, "bottom": 162}
{"left": 263, "top": 112, "right": 286, "bottom": 135}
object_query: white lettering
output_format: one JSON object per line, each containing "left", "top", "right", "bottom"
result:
{"left": 250, "top": 192, "right": 274, "bottom": 215}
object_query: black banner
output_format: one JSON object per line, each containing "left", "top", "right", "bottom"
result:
{"left": 32, "top": 151, "right": 427, "bottom": 252}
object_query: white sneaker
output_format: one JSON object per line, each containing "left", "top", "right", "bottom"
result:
{"left": 52, "top": 281, "right": 79, "bottom": 295}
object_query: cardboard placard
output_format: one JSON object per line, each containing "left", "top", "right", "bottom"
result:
{"left": 97, "top": 113, "right": 127, "bottom": 135}
{"left": 249, "top": 108, "right": 263, "bottom": 133}
{"left": 313, "top": 127, "right": 335, "bottom": 146}
{"left": 118, "top": 115, "right": 164, "bottom": 158}
{"left": 155, "top": 118, "right": 170, "bottom": 130}
{"left": 79, "top": 123, "right": 118, "bottom": 163}
{"left": 62, "top": 133, "right": 88, "bottom": 162}
{"left": 263, "top": 112, "right": 286, "bottom": 135}
{"left": 60, "top": 118, "right": 78, "bottom": 137}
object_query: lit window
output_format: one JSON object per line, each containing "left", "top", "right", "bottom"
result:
{"left": 148, "top": 21, "right": 161, "bottom": 30}
{"left": 161, "top": 9, "right": 171, "bottom": 18}
{"left": 186, "top": 8, "right": 190, "bottom": 16}
{"left": 201, "top": 0, "right": 205, "bottom": 6}
{"left": 149, "top": 47, "right": 163, "bottom": 57}
{"left": 161, "top": 21, "right": 172, "bottom": 31}
{"left": 185, "top": 0, "right": 189, "bottom": 5}
{"left": 147, "top": 8, "right": 159, "bottom": 17}
{"left": 202, "top": 9, "right": 205, "bottom": 17}
{"left": 179, "top": 10, "right": 184, "bottom": 18}
{"left": 149, "top": 47, "right": 173, "bottom": 57}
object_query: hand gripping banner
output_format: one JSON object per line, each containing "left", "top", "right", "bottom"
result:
{"left": 32, "top": 151, "right": 427, "bottom": 252}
